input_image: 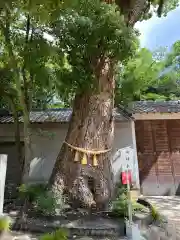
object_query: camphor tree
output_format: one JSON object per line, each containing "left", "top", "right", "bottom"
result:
{"left": 0, "top": 0, "right": 179, "bottom": 210}
{"left": 49, "top": 0, "right": 180, "bottom": 209}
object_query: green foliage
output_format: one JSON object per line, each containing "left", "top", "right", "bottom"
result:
{"left": 141, "top": 93, "right": 167, "bottom": 101}
{"left": 34, "top": 191, "right": 58, "bottom": 215}
{"left": 112, "top": 185, "right": 163, "bottom": 222}
{"left": 115, "top": 40, "right": 180, "bottom": 105}
{"left": 151, "top": 205, "right": 162, "bottom": 221}
{"left": 18, "top": 183, "right": 60, "bottom": 215}
{"left": 111, "top": 185, "right": 145, "bottom": 217}
{"left": 159, "top": 0, "right": 180, "bottom": 17}
{"left": 115, "top": 48, "right": 163, "bottom": 105}
{"left": 18, "top": 183, "right": 47, "bottom": 202}
{"left": 0, "top": 0, "right": 59, "bottom": 112}
{"left": 149, "top": 40, "right": 180, "bottom": 100}
{"left": 0, "top": 0, "right": 179, "bottom": 109}
{"left": 0, "top": 216, "right": 11, "bottom": 232}
{"left": 53, "top": 0, "right": 138, "bottom": 95}
{"left": 40, "top": 229, "right": 68, "bottom": 240}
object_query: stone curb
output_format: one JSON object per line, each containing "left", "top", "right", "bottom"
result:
{"left": 7, "top": 201, "right": 155, "bottom": 238}
{"left": 10, "top": 216, "right": 125, "bottom": 237}
{"left": 11, "top": 213, "right": 155, "bottom": 238}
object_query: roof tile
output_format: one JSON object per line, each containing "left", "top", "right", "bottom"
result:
{"left": 0, "top": 108, "right": 130, "bottom": 123}
{"left": 129, "top": 101, "right": 180, "bottom": 113}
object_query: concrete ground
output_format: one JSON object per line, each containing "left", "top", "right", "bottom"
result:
{"left": 146, "top": 196, "right": 180, "bottom": 239}
{"left": 9, "top": 233, "right": 128, "bottom": 240}
{"left": 147, "top": 196, "right": 180, "bottom": 219}
{"left": 8, "top": 196, "right": 180, "bottom": 239}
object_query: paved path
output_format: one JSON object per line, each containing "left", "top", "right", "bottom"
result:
{"left": 10, "top": 232, "right": 127, "bottom": 240}
{"left": 10, "top": 196, "right": 180, "bottom": 239}
{"left": 146, "top": 196, "right": 180, "bottom": 239}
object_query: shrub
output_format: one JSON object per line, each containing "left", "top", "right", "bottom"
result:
{"left": 111, "top": 184, "right": 145, "bottom": 217}
{"left": 137, "top": 198, "right": 163, "bottom": 223}
{"left": 151, "top": 205, "right": 161, "bottom": 221}
{"left": 18, "top": 183, "right": 64, "bottom": 215}
{"left": 34, "top": 191, "right": 57, "bottom": 215}
{"left": 40, "top": 229, "right": 68, "bottom": 240}
{"left": 18, "top": 183, "right": 47, "bottom": 202}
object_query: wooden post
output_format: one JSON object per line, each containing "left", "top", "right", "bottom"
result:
{"left": 0, "top": 155, "right": 7, "bottom": 215}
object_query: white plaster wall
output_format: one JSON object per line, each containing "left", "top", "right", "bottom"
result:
{"left": 0, "top": 123, "right": 67, "bottom": 182}
{"left": 29, "top": 124, "right": 67, "bottom": 182}
{"left": 0, "top": 124, "right": 24, "bottom": 142}
{"left": 113, "top": 122, "right": 133, "bottom": 150}
{"left": 0, "top": 121, "right": 139, "bottom": 187}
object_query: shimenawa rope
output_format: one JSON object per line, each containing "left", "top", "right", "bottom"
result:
{"left": 64, "top": 141, "right": 111, "bottom": 166}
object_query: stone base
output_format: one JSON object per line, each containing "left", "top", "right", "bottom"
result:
{"left": 126, "top": 221, "right": 141, "bottom": 239}
{"left": 11, "top": 215, "right": 125, "bottom": 237}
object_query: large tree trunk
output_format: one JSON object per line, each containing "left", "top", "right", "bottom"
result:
{"left": 49, "top": 59, "right": 115, "bottom": 210}
{"left": 49, "top": 0, "right": 149, "bottom": 210}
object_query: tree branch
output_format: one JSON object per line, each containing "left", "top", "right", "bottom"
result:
{"left": 22, "top": 14, "right": 30, "bottom": 111}
{"left": 157, "top": 0, "right": 164, "bottom": 17}
{"left": 28, "top": 27, "right": 35, "bottom": 111}
{"left": 127, "top": 0, "right": 148, "bottom": 26}
{"left": 115, "top": 0, "right": 152, "bottom": 26}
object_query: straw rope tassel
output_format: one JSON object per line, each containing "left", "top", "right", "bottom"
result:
{"left": 74, "top": 151, "right": 79, "bottom": 162}
{"left": 64, "top": 141, "right": 111, "bottom": 166}
{"left": 81, "top": 153, "right": 87, "bottom": 165}
{"left": 93, "top": 154, "right": 98, "bottom": 166}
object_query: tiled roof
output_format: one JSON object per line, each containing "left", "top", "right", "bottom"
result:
{"left": 0, "top": 109, "right": 72, "bottom": 123}
{"left": 0, "top": 108, "right": 131, "bottom": 124}
{"left": 2, "top": 101, "right": 180, "bottom": 123}
{"left": 129, "top": 101, "right": 180, "bottom": 114}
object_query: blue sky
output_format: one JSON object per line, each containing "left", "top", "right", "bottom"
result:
{"left": 135, "top": 6, "right": 180, "bottom": 51}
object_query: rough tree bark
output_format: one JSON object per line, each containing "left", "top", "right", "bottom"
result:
{"left": 50, "top": 59, "right": 115, "bottom": 209}
{"left": 49, "top": 0, "right": 150, "bottom": 209}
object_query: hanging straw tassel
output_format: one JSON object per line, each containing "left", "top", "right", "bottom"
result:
{"left": 93, "top": 154, "right": 98, "bottom": 166}
{"left": 81, "top": 153, "right": 88, "bottom": 165}
{"left": 74, "top": 151, "right": 79, "bottom": 162}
